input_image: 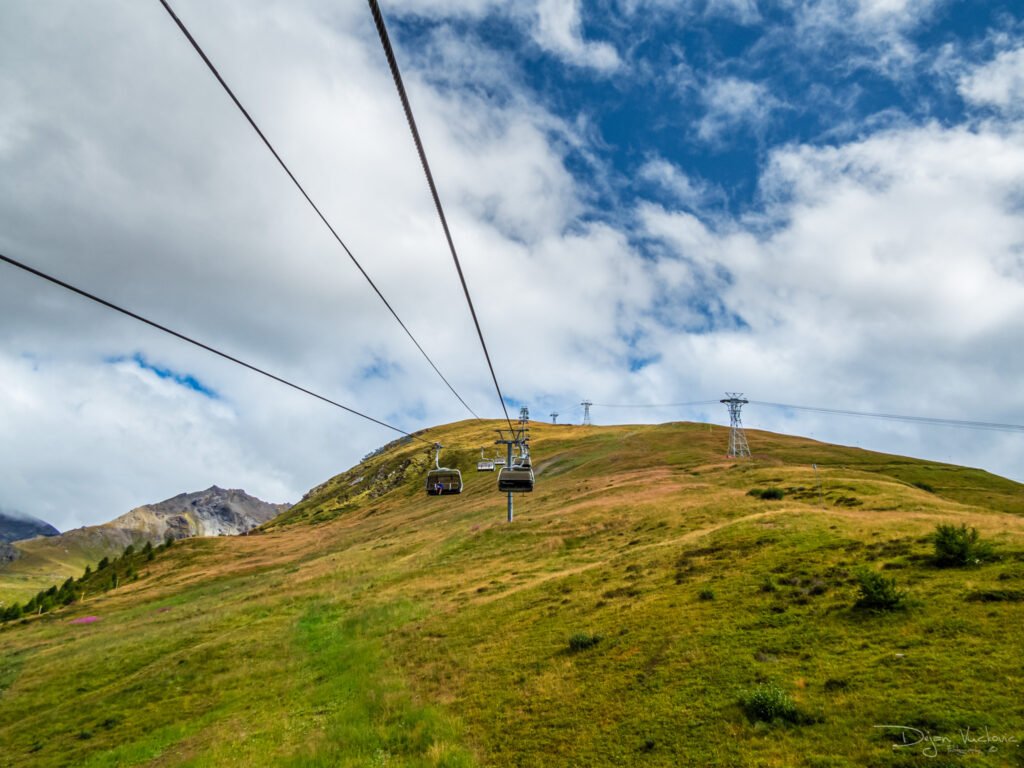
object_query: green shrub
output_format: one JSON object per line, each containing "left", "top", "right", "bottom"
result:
{"left": 853, "top": 569, "right": 906, "bottom": 611}
{"left": 741, "top": 683, "right": 800, "bottom": 723}
{"left": 932, "top": 524, "right": 993, "bottom": 567}
{"left": 748, "top": 487, "right": 785, "bottom": 500}
{"left": 568, "top": 632, "right": 602, "bottom": 652}
{"left": 698, "top": 588, "right": 716, "bottom": 601}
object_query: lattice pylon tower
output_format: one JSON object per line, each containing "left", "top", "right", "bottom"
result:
{"left": 581, "top": 400, "right": 593, "bottom": 426}
{"left": 550, "top": 412, "right": 559, "bottom": 424}
{"left": 720, "top": 393, "right": 751, "bottom": 458}
{"left": 519, "top": 406, "right": 530, "bottom": 426}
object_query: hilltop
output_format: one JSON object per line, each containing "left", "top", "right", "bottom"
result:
{"left": 0, "top": 487, "right": 289, "bottom": 605}
{"left": 0, "top": 421, "right": 1022, "bottom": 767}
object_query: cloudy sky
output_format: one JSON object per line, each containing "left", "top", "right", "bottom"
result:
{"left": 2, "top": 0, "right": 1023, "bottom": 531}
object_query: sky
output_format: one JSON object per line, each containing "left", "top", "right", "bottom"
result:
{"left": 2, "top": 0, "right": 1023, "bottom": 531}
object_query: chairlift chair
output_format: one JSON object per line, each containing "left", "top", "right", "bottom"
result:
{"left": 477, "top": 448, "right": 495, "bottom": 472}
{"left": 426, "top": 443, "right": 463, "bottom": 495}
{"left": 497, "top": 448, "right": 535, "bottom": 493}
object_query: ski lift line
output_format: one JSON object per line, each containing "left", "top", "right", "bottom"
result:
{"left": 367, "top": 0, "right": 515, "bottom": 435}
{"left": 0, "top": 252, "right": 434, "bottom": 446}
{"left": 748, "top": 400, "right": 1024, "bottom": 433}
{"left": 155, "top": 0, "right": 481, "bottom": 422}
{"left": 592, "top": 400, "right": 721, "bottom": 408}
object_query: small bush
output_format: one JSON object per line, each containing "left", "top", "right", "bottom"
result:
{"left": 741, "top": 683, "right": 800, "bottom": 723}
{"left": 932, "top": 524, "right": 994, "bottom": 567}
{"left": 568, "top": 633, "right": 602, "bottom": 652}
{"left": 748, "top": 487, "right": 785, "bottom": 500}
{"left": 854, "top": 569, "right": 906, "bottom": 611}
{"left": 964, "top": 589, "right": 1024, "bottom": 603}
{"left": 698, "top": 588, "right": 715, "bottom": 601}
{"left": 913, "top": 481, "right": 935, "bottom": 493}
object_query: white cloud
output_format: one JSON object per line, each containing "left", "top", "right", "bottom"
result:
{"left": 959, "top": 46, "right": 1024, "bottom": 116}
{"left": 698, "top": 77, "right": 780, "bottom": 141}
{"left": 532, "top": 0, "right": 621, "bottom": 72}
{"left": 638, "top": 158, "right": 719, "bottom": 210}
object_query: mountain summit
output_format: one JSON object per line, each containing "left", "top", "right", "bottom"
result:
{"left": 110, "top": 485, "right": 290, "bottom": 541}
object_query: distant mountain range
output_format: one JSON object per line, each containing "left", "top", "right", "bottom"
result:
{"left": 0, "top": 510, "right": 60, "bottom": 544}
{"left": 0, "top": 487, "right": 290, "bottom": 603}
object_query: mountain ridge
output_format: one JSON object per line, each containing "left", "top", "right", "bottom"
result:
{"left": 0, "top": 486, "right": 290, "bottom": 603}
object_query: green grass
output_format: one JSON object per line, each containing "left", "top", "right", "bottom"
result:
{"left": 2, "top": 420, "right": 1023, "bottom": 766}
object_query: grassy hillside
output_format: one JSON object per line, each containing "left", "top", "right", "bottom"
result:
{"left": 0, "top": 526, "right": 154, "bottom": 607}
{"left": 1, "top": 421, "right": 1022, "bottom": 767}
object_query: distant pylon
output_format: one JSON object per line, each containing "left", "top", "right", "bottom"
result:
{"left": 581, "top": 400, "right": 592, "bottom": 426}
{"left": 720, "top": 393, "right": 751, "bottom": 458}
{"left": 519, "top": 406, "right": 529, "bottom": 426}
{"left": 550, "top": 412, "right": 559, "bottom": 424}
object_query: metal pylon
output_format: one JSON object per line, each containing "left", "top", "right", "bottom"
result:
{"left": 581, "top": 400, "right": 592, "bottom": 426}
{"left": 720, "top": 393, "right": 751, "bottom": 458}
{"left": 550, "top": 412, "right": 558, "bottom": 424}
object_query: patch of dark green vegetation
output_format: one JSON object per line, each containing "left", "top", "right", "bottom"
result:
{"left": 698, "top": 587, "right": 715, "bottom": 601}
{"left": 567, "top": 632, "right": 602, "bottom": 652}
{"left": 741, "top": 682, "right": 812, "bottom": 724}
{"left": 964, "top": 589, "right": 1024, "bottom": 603}
{"left": 747, "top": 487, "right": 785, "bottom": 500}
{"left": 913, "top": 481, "right": 935, "bottom": 493}
{"left": 832, "top": 495, "right": 863, "bottom": 507}
{"left": 853, "top": 569, "right": 906, "bottom": 611}
{"left": 1, "top": 538, "right": 170, "bottom": 623}
{"left": 932, "top": 523, "right": 995, "bottom": 567}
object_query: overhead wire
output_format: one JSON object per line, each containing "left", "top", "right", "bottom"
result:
{"left": 593, "top": 400, "right": 720, "bottom": 408}
{"left": 366, "top": 0, "right": 516, "bottom": 435}
{"left": 748, "top": 400, "right": 1024, "bottom": 434}
{"left": 0, "top": 252, "right": 434, "bottom": 446}
{"left": 585, "top": 397, "right": 1024, "bottom": 434}
{"left": 155, "top": 0, "right": 481, "bottom": 421}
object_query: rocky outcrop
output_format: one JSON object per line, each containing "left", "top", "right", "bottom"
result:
{"left": 109, "top": 486, "right": 290, "bottom": 541}
{"left": 0, "top": 541, "right": 19, "bottom": 564}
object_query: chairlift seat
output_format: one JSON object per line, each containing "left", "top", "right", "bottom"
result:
{"left": 426, "top": 468, "right": 463, "bottom": 495}
{"left": 498, "top": 464, "right": 534, "bottom": 493}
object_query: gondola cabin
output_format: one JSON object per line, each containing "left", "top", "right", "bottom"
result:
{"left": 426, "top": 469, "right": 463, "bottom": 495}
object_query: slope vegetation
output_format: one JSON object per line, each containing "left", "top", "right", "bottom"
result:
{"left": 1, "top": 421, "right": 1022, "bottom": 767}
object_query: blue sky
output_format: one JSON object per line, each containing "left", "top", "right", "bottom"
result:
{"left": 392, "top": 0, "right": 1022, "bottom": 218}
{"left": 1, "top": 0, "right": 1023, "bottom": 528}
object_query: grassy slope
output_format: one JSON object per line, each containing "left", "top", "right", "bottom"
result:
{"left": 0, "top": 527, "right": 155, "bottom": 607}
{"left": 1, "top": 421, "right": 1022, "bottom": 767}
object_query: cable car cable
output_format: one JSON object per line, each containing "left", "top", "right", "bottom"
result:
{"left": 747, "top": 400, "right": 1024, "bottom": 434}
{"left": 593, "top": 403, "right": 720, "bottom": 409}
{"left": 367, "top": 0, "right": 516, "bottom": 435}
{"left": 155, "top": 0, "right": 480, "bottom": 422}
{"left": 0, "top": 252, "right": 434, "bottom": 446}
